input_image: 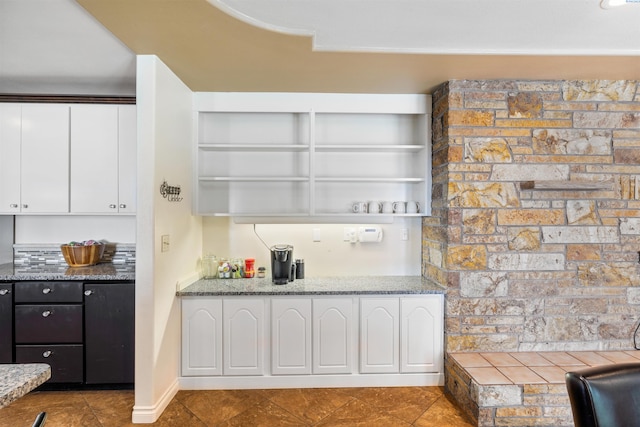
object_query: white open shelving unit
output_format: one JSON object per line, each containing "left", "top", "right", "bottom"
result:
{"left": 194, "top": 93, "right": 431, "bottom": 223}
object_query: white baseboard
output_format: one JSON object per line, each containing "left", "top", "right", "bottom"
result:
{"left": 131, "top": 378, "right": 180, "bottom": 423}
{"left": 179, "top": 372, "right": 444, "bottom": 390}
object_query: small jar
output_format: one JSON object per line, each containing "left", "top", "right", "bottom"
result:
{"left": 244, "top": 258, "right": 255, "bottom": 278}
{"left": 257, "top": 267, "right": 266, "bottom": 278}
{"left": 202, "top": 254, "right": 218, "bottom": 279}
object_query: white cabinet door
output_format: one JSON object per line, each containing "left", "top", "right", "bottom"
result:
{"left": 117, "top": 105, "right": 136, "bottom": 213}
{"left": 224, "top": 298, "right": 265, "bottom": 375}
{"left": 271, "top": 298, "right": 311, "bottom": 375}
{"left": 0, "top": 104, "right": 21, "bottom": 213}
{"left": 360, "top": 298, "right": 399, "bottom": 373}
{"left": 313, "top": 298, "right": 353, "bottom": 374}
{"left": 181, "top": 298, "right": 223, "bottom": 376}
{"left": 20, "top": 104, "right": 70, "bottom": 213}
{"left": 400, "top": 296, "right": 443, "bottom": 373}
{"left": 70, "top": 105, "right": 119, "bottom": 213}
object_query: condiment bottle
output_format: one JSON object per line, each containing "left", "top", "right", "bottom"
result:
{"left": 244, "top": 258, "right": 255, "bottom": 278}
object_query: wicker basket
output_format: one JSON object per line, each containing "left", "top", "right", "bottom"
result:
{"left": 61, "top": 244, "right": 105, "bottom": 267}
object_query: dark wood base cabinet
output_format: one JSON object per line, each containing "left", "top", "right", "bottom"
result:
{"left": 84, "top": 282, "right": 135, "bottom": 384}
{"left": 0, "top": 283, "right": 12, "bottom": 363}
{"left": 9, "top": 281, "right": 134, "bottom": 386}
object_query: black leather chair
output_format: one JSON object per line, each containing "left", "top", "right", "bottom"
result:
{"left": 565, "top": 362, "right": 640, "bottom": 427}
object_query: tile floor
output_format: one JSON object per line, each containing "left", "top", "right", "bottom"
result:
{"left": 448, "top": 350, "right": 640, "bottom": 385}
{"left": 0, "top": 386, "right": 475, "bottom": 427}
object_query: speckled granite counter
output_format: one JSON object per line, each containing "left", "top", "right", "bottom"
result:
{"left": 0, "top": 263, "right": 135, "bottom": 281}
{"left": 0, "top": 364, "right": 51, "bottom": 408}
{"left": 177, "top": 276, "right": 445, "bottom": 296}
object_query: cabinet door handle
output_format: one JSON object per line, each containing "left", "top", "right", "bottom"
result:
{"left": 42, "top": 310, "right": 52, "bottom": 317}
{"left": 42, "top": 287, "right": 52, "bottom": 294}
{"left": 84, "top": 290, "right": 93, "bottom": 296}
{"left": 119, "top": 204, "right": 127, "bottom": 209}
{"left": 22, "top": 204, "right": 28, "bottom": 209}
{"left": 42, "top": 351, "right": 52, "bottom": 358}
{"left": 0, "top": 289, "right": 9, "bottom": 296}
{"left": 109, "top": 204, "right": 117, "bottom": 209}
{"left": 10, "top": 204, "right": 18, "bottom": 208}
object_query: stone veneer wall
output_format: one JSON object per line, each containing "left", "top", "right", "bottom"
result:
{"left": 424, "top": 79, "right": 640, "bottom": 353}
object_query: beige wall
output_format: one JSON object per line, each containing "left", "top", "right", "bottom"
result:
{"left": 425, "top": 79, "right": 640, "bottom": 353}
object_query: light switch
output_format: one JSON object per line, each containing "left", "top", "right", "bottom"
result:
{"left": 161, "top": 234, "right": 170, "bottom": 252}
{"left": 313, "top": 228, "right": 321, "bottom": 242}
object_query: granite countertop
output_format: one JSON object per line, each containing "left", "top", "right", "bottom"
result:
{"left": 0, "top": 263, "right": 135, "bottom": 281}
{"left": 177, "top": 276, "right": 445, "bottom": 296}
{"left": 0, "top": 364, "right": 51, "bottom": 409}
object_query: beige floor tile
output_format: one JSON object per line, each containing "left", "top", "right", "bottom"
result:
{"left": 497, "top": 366, "right": 547, "bottom": 384}
{"left": 597, "top": 351, "right": 640, "bottom": 363}
{"left": 413, "top": 395, "right": 476, "bottom": 427}
{"left": 480, "top": 352, "right": 523, "bottom": 367}
{"left": 530, "top": 366, "right": 569, "bottom": 384}
{"left": 539, "top": 352, "right": 586, "bottom": 366}
{"left": 509, "top": 352, "right": 555, "bottom": 367}
{"left": 449, "top": 352, "right": 492, "bottom": 368}
{"left": 465, "top": 367, "right": 512, "bottom": 385}
{"left": 568, "top": 351, "right": 615, "bottom": 366}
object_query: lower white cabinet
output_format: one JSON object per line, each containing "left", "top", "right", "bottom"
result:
{"left": 181, "top": 298, "right": 222, "bottom": 376}
{"left": 271, "top": 298, "right": 311, "bottom": 375}
{"left": 181, "top": 294, "right": 443, "bottom": 386}
{"left": 312, "top": 298, "right": 353, "bottom": 374}
{"left": 360, "top": 298, "right": 400, "bottom": 373}
{"left": 223, "top": 298, "right": 265, "bottom": 375}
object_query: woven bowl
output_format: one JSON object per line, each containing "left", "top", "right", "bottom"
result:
{"left": 61, "top": 244, "right": 105, "bottom": 267}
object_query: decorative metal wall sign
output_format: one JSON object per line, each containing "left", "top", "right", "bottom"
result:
{"left": 160, "top": 180, "right": 183, "bottom": 202}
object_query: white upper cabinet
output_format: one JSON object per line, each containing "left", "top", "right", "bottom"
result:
{"left": 70, "top": 104, "right": 136, "bottom": 214}
{"left": 0, "top": 104, "right": 22, "bottom": 213}
{"left": 0, "top": 104, "right": 70, "bottom": 214}
{"left": 194, "top": 92, "right": 431, "bottom": 222}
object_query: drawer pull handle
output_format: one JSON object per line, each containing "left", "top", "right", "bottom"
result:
{"left": 42, "top": 351, "right": 52, "bottom": 358}
{"left": 42, "top": 310, "right": 52, "bottom": 317}
{"left": 109, "top": 204, "right": 117, "bottom": 209}
{"left": 42, "top": 288, "right": 52, "bottom": 294}
{"left": 10, "top": 204, "right": 18, "bottom": 208}
{"left": 84, "top": 290, "right": 93, "bottom": 296}
{"left": 0, "top": 289, "right": 8, "bottom": 296}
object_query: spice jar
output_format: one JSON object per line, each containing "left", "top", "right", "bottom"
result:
{"left": 202, "top": 254, "right": 218, "bottom": 279}
{"left": 257, "top": 266, "right": 266, "bottom": 278}
{"left": 244, "top": 258, "right": 255, "bottom": 278}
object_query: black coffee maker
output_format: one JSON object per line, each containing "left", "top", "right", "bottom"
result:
{"left": 270, "top": 244, "right": 293, "bottom": 285}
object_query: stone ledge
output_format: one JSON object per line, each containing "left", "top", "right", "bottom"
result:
{"left": 445, "top": 350, "right": 640, "bottom": 427}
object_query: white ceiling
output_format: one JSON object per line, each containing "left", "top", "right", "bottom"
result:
{"left": 1, "top": 0, "right": 639, "bottom": 96}
{"left": 0, "top": 0, "right": 136, "bottom": 95}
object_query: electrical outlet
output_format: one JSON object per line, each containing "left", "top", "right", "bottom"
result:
{"left": 161, "top": 234, "right": 170, "bottom": 252}
{"left": 344, "top": 227, "right": 356, "bottom": 242}
{"left": 401, "top": 228, "right": 408, "bottom": 241}
{"left": 313, "top": 228, "right": 321, "bottom": 242}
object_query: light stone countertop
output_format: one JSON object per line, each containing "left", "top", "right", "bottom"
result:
{"left": 177, "top": 275, "right": 445, "bottom": 296}
{"left": 0, "top": 263, "right": 135, "bottom": 281}
{"left": 0, "top": 364, "right": 51, "bottom": 408}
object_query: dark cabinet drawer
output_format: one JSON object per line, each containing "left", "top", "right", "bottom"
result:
{"left": 15, "top": 281, "right": 83, "bottom": 303}
{"left": 15, "top": 304, "right": 83, "bottom": 343}
{"left": 0, "top": 283, "right": 12, "bottom": 363}
{"left": 16, "top": 344, "right": 83, "bottom": 383}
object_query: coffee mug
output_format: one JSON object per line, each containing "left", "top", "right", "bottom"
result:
{"left": 368, "top": 201, "right": 381, "bottom": 214}
{"left": 381, "top": 201, "right": 393, "bottom": 214}
{"left": 392, "top": 201, "right": 406, "bottom": 214}
{"left": 407, "top": 201, "right": 421, "bottom": 214}
{"left": 352, "top": 202, "right": 367, "bottom": 213}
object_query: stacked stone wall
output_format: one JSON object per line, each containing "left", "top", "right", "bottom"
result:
{"left": 426, "top": 79, "right": 640, "bottom": 353}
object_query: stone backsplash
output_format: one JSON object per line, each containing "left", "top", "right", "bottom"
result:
{"left": 13, "top": 243, "right": 136, "bottom": 266}
{"left": 424, "top": 79, "right": 640, "bottom": 353}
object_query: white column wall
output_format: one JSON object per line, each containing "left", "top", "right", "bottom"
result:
{"left": 133, "top": 55, "right": 202, "bottom": 423}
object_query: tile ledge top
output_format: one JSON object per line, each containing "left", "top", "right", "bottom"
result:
{"left": 177, "top": 275, "right": 445, "bottom": 296}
